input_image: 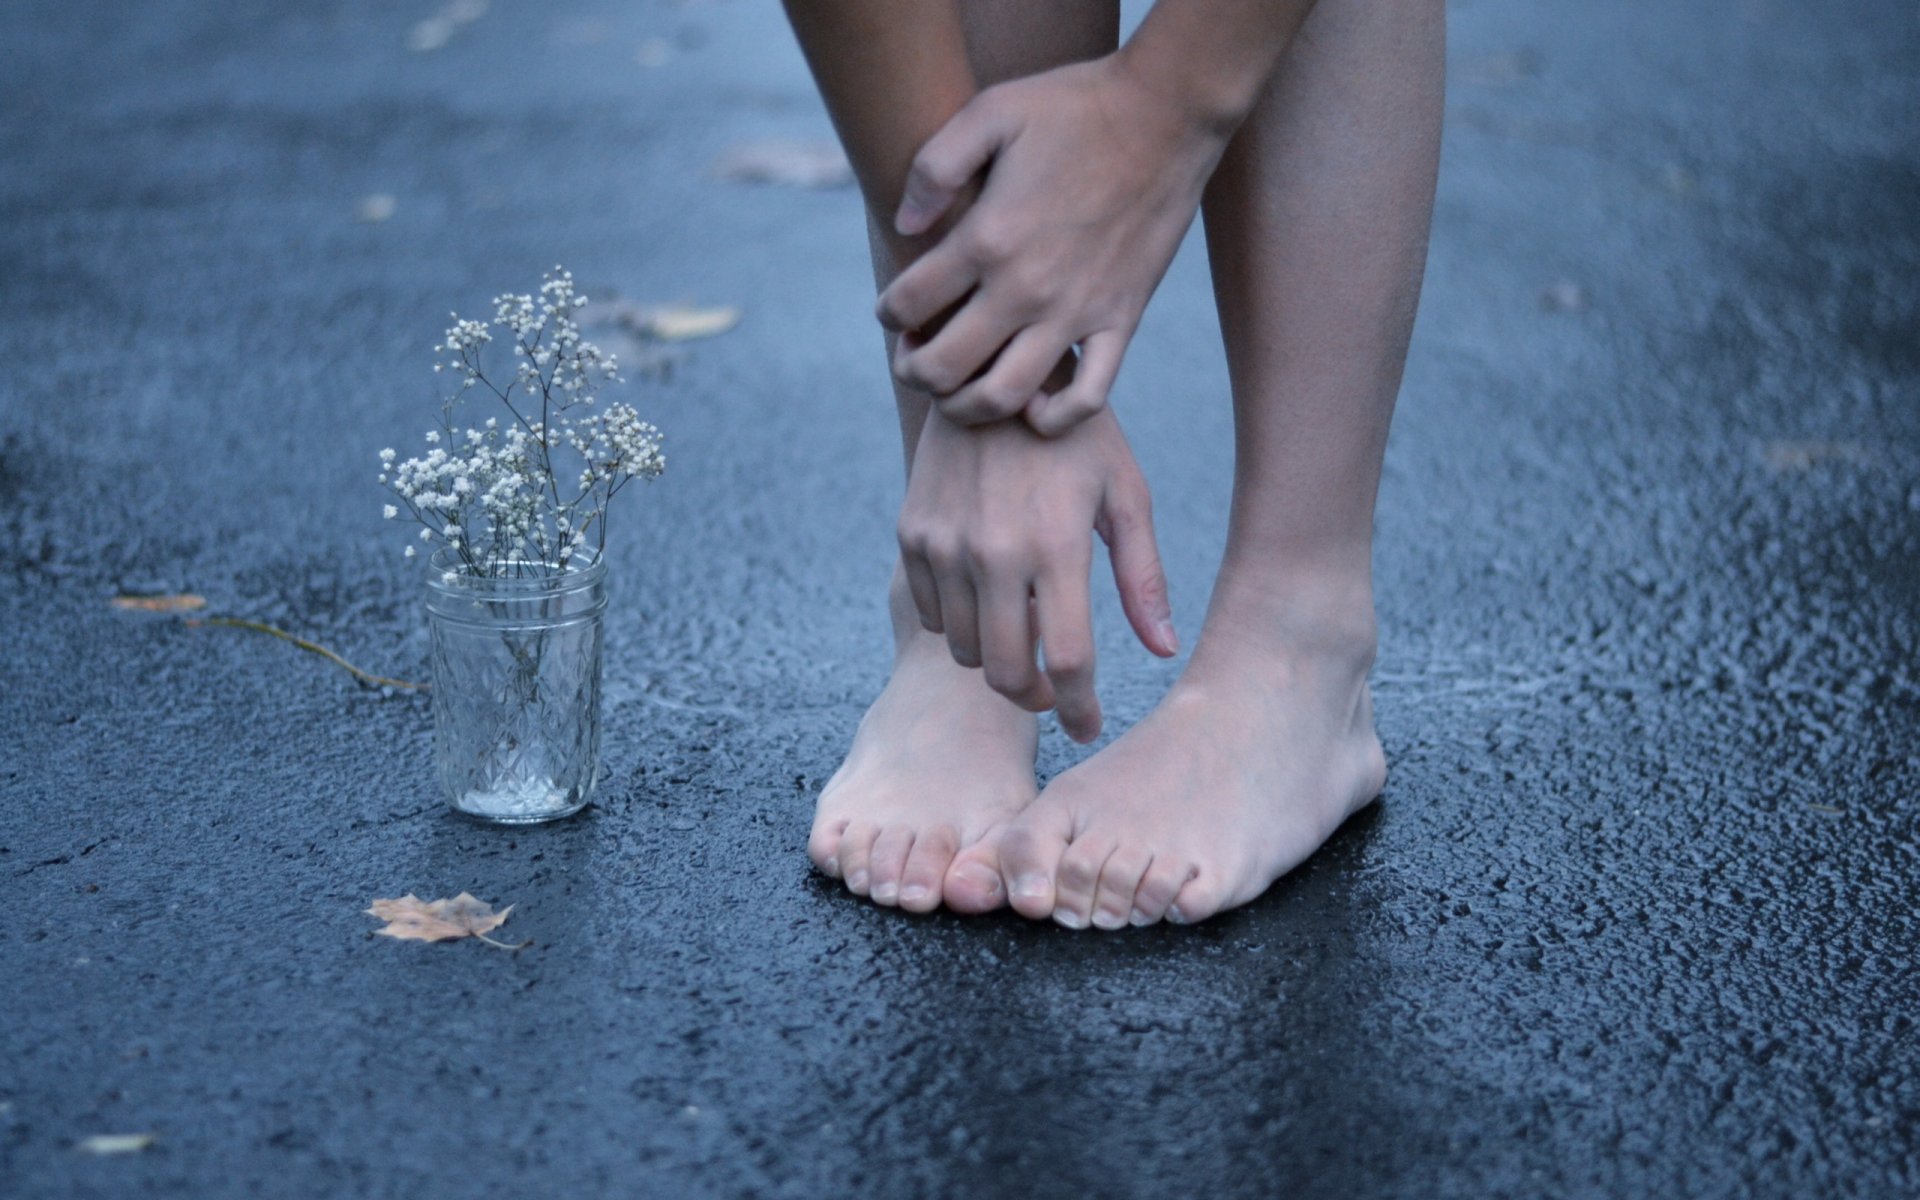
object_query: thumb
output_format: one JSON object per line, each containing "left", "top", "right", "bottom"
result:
{"left": 896, "top": 92, "right": 1014, "bottom": 237}
{"left": 1098, "top": 478, "right": 1178, "bottom": 658}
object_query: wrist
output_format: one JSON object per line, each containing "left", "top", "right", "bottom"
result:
{"left": 1112, "top": 29, "right": 1262, "bottom": 140}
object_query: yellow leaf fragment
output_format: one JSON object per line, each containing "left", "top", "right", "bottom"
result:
{"left": 111, "top": 594, "right": 206, "bottom": 613}
{"left": 367, "top": 892, "right": 521, "bottom": 947}
{"left": 713, "top": 139, "right": 854, "bottom": 189}
{"left": 631, "top": 303, "right": 741, "bottom": 342}
{"left": 77, "top": 1133, "right": 155, "bottom": 1155}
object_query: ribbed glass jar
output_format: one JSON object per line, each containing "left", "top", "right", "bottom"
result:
{"left": 424, "top": 547, "right": 607, "bottom": 823}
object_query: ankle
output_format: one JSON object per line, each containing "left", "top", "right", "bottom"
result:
{"left": 1201, "top": 558, "right": 1379, "bottom": 670}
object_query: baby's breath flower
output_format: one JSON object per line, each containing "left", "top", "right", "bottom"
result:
{"left": 381, "top": 265, "right": 665, "bottom": 577}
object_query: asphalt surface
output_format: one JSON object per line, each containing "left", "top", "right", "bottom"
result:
{"left": 3, "top": 1, "right": 1917, "bottom": 1197}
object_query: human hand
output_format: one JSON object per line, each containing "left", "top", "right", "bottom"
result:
{"left": 876, "top": 53, "right": 1228, "bottom": 437}
{"left": 897, "top": 402, "right": 1178, "bottom": 743}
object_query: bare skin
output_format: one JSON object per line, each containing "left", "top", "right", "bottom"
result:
{"left": 946, "top": 0, "right": 1444, "bottom": 926}
{"left": 790, "top": 1, "right": 1128, "bottom": 913}
{"left": 790, "top": 0, "right": 1444, "bottom": 924}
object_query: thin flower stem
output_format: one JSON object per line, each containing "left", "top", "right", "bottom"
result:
{"left": 191, "top": 617, "right": 429, "bottom": 691}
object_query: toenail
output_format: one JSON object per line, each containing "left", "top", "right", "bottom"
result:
{"left": 872, "top": 880, "right": 899, "bottom": 902}
{"left": 899, "top": 883, "right": 930, "bottom": 904}
{"left": 1166, "top": 904, "right": 1188, "bottom": 925}
{"left": 1091, "top": 909, "right": 1127, "bottom": 931}
{"left": 1052, "top": 908, "right": 1089, "bottom": 930}
{"left": 846, "top": 869, "right": 869, "bottom": 892}
{"left": 1129, "top": 908, "right": 1152, "bottom": 926}
{"left": 1013, "top": 874, "right": 1050, "bottom": 900}
{"left": 954, "top": 863, "right": 1001, "bottom": 895}
{"left": 823, "top": 857, "right": 839, "bottom": 877}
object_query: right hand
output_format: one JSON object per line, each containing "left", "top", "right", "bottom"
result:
{"left": 897, "top": 404, "right": 1178, "bottom": 743}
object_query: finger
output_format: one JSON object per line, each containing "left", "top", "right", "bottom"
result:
{"left": 898, "top": 546, "right": 944, "bottom": 633}
{"left": 896, "top": 92, "right": 1017, "bottom": 237}
{"left": 1034, "top": 558, "right": 1100, "bottom": 743}
{"left": 1024, "top": 328, "right": 1129, "bottom": 438}
{"left": 937, "top": 325, "right": 1072, "bottom": 426}
{"left": 893, "top": 300, "right": 1022, "bottom": 400}
{"left": 876, "top": 245, "right": 977, "bottom": 335}
{"left": 1098, "top": 473, "right": 1178, "bottom": 658}
{"left": 932, "top": 558, "right": 983, "bottom": 669}
{"left": 979, "top": 575, "right": 1053, "bottom": 713}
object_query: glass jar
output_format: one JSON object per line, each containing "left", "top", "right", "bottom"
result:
{"left": 424, "top": 547, "right": 607, "bottom": 823}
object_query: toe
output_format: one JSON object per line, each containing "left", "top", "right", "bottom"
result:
{"left": 1049, "top": 832, "right": 1116, "bottom": 930}
{"left": 1090, "top": 847, "right": 1152, "bottom": 930}
{"left": 1130, "top": 858, "right": 1196, "bottom": 925}
{"left": 866, "top": 827, "right": 916, "bottom": 906}
{"left": 997, "top": 800, "right": 1076, "bottom": 920}
{"left": 1167, "top": 874, "right": 1228, "bottom": 926}
{"left": 897, "top": 824, "right": 960, "bottom": 913}
{"left": 837, "top": 822, "right": 881, "bottom": 896}
{"left": 943, "top": 836, "right": 1007, "bottom": 914}
{"left": 808, "top": 815, "right": 852, "bottom": 878}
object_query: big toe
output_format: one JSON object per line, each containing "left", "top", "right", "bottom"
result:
{"left": 942, "top": 837, "right": 1007, "bottom": 914}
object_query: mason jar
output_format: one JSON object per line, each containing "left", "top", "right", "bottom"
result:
{"left": 424, "top": 547, "right": 607, "bottom": 823}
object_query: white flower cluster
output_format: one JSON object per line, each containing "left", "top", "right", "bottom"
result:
{"left": 380, "top": 267, "right": 665, "bottom": 576}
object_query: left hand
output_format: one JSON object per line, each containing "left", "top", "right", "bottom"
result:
{"left": 877, "top": 53, "right": 1228, "bottom": 437}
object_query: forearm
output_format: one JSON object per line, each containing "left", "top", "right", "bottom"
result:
{"left": 781, "top": 0, "right": 978, "bottom": 257}
{"left": 1118, "top": 0, "right": 1318, "bottom": 135}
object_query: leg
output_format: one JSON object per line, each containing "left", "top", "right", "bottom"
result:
{"left": 968, "top": 0, "right": 1445, "bottom": 927}
{"left": 806, "top": 2, "right": 1120, "bottom": 914}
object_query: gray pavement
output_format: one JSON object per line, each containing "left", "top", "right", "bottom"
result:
{"left": 3, "top": 0, "right": 1917, "bottom": 1196}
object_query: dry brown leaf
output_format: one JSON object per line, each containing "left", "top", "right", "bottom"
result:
{"left": 111, "top": 593, "right": 206, "bottom": 613}
{"left": 1762, "top": 440, "right": 1873, "bottom": 472}
{"left": 76, "top": 1133, "right": 155, "bottom": 1155}
{"left": 367, "top": 893, "right": 524, "bottom": 948}
{"left": 620, "top": 302, "right": 741, "bottom": 342}
{"left": 713, "top": 139, "right": 853, "bottom": 189}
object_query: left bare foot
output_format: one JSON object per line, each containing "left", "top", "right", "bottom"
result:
{"left": 946, "top": 572, "right": 1385, "bottom": 927}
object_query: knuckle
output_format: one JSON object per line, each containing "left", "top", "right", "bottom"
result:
{"left": 982, "top": 662, "right": 1033, "bottom": 696}
{"left": 965, "top": 531, "right": 1025, "bottom": 572}
{"left": 1046, "top": 650, "right": 1092, "bottom": 685}
{"left": 968, "top": 217, "right": 1019, "bottom": 265}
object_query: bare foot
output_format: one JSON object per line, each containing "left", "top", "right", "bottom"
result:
{"left": 809, "top": 568, "right": 1037, "bottom": 913}
{"left": 948, "top": 573, "right": 1386, "bottom": 928}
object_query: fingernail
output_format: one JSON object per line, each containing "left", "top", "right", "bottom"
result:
{"left": 899, "top": 883, "right": 930, "bottom": 904}
{"left": 1052, "top": 908, "right": 1089, "bottom": 930}
{"left": 846, "top": 869, "right": 869, "bottom": 893}
{"left": 1091, "top": 909, "right": 1127, "bottom": 931}
{"left": 954, "top": 863, "right": 1002, "bottom": 896}
{"left": 1013, "top": 874, "right": 1050, "bottom": 901}
{"left": 895, "top": 198, "right": 932, "bottom": 235}
{"left": 1156, "top": 619, "right": 1179, "bottom": 655}
{"left": 1166, "top": 904, "right": 1188, "bottom": 925}
{"left": 871, "top": 880, "right": 898, "bottom": 903}
{"left": 1129, "top": 908, "right": 1152, "bottom": 926}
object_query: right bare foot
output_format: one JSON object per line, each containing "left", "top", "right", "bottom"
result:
{"left": 808, "top": 568, "right": 1038, "bottom": 914}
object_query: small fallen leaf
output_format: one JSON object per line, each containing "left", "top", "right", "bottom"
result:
{"left": 367, "top": 893, "right": 525, "bottom": 948}
{"left": 1539, "top": 281, "right": 1588, "bottom": 313}
{"left": 1454, "top": 48, "right": 1542, "bottom": 87}
{"left": 77, "top": 1133, "right": 154, "bottom": 1155}
{"left": 617, "top": 302, "right": 741, "bottom": 342}
{"left": 1762, "top": 440, "right": 1872, "bottom": 472}
{"left": 111, "top": 593, "right": 206, "bottom": 612}
{"left": 634, "top": 37, "right": 672, "bottom": 67}
{"left": 356, "top": 193, "right": 397, "bottom": 223}
{"left": 713, "top": 139, "right": 853, "bottom": 189}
